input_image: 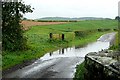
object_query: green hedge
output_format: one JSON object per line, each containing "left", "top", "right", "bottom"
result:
{"left": 74, "top": 30, "right": 97, "bottom": 38}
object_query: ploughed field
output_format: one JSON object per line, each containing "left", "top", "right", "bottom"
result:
{"left": 21, "top": 20, "right": 68, "bottom": 30}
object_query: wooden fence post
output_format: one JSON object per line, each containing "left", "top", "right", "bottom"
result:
{"left": 49, "top": 33, "right": 53, "bottom": 39}
{"left": 62, "top": 34, "right": 64, "bottom": 40}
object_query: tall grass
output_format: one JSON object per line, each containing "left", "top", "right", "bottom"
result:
{"left": 74, "top": 62, "right": 85, "bottom": 80}
{"left": 109, "top": 32, "right": 118, "bottom": 50}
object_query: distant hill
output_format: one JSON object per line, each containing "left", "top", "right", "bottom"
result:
{"left": 36, "top": 17, "right": 112, "bottom": 21}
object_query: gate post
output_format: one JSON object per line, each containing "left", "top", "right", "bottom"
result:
{"left": 49, "top": 33, "right": 53, "bottom": 39}
{"left": 62, "top": 34, "right": 64, "bottom": 40}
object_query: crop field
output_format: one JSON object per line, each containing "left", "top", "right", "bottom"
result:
{"left": 3, "top": 20, "right": 117, "bottom": 70}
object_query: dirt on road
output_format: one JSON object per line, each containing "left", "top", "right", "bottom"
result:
{"left": 21, "top": 20, "right": 68, "bottom": 30}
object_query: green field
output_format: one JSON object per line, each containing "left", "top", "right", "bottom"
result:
{"left": 2, "top": 20, "right": 117, "bottom": 70}
{"left": 35, "top": 20, "right": 117, "bottom": 31}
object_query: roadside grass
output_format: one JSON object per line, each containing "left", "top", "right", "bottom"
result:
{"left": 2, "top": 20, "right": 117, "bottom": 70}
{"left": 109, "top": 32, "right": 118, "bottom": 50}
{"left": 74, "top": 62, "right": 85, "bottom": 80}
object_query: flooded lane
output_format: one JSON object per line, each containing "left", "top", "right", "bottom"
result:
{"left": 40, "top": 41, "right": 109, "bottom": 61}
{"left": 3, "top": 32, "right": 116, "bottom": 78}
{"left": 41, "top": 32, "right": 116, "bottom": 61}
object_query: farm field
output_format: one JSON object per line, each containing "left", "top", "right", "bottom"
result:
{"left": 21, "top": 20, "right": 68, "bottom": 30}
{"left": 3, "top": 20, "right": 117, "bottom": 70}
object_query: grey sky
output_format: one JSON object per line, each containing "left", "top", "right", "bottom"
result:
{"left": 23, "top": 0, "right": 119, "bottom": 19}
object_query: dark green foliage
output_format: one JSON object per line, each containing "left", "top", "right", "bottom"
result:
{"left": 97, "top": 29, "right": 111, "bottom": 32}
{"left": 2, "top": 1, "right": 33, "bottom": 51}
{"left": 115, "top": 16, "right": 120, "bottom": 21}
{"left": 74, "top": 30, "right": 97, "bottom": 38}
{"left": 23, "top": 17, "right": 27, "bottom": 20}
{"left": 74, "top": 31, "right": 88, "bottom": 38}
{"left": 74, "top": 62, "right": 85, "bottom": 80}
{"left": 113, "top": 28, "right": 118, "bottom": 31}
{"left": 37, "top": 20, "right": 78, "bottom": 22}
{"left": 103, "top": 29, "right": 111, "bottom": 31}
{"left": 109, "top": 45, "right": 118, "bottom": 50}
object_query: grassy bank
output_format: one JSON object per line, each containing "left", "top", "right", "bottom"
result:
{"left": 109, "top": 32, "right": 118, "bottom": 50}
{"left": 74, "top": 62, "right": 85, "bottom": 80}
{"left": 2, "top": 20, "right": 117, "bottom": 70}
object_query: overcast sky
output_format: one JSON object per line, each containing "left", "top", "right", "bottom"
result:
{"left": 23, "top": 0, "right": 120, "bottom": 19}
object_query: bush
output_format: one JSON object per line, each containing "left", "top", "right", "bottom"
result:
{"left": 113, "top": 28, "right": 118, "bottom": 31}
{"left": 74, "top": 31, "right": 88, "bottom": 37}
{"left": 74, "top": 30, "right": 96, "bottom": 38}
{"left": 97, "top": 28, "right": 111, "bottom": 32}
{"left": 103, "top": 29, "right": 111, "bottom": 31}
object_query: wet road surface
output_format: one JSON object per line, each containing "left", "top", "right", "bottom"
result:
{"left": 3, "top": 32, "right": 116, "bottom": 79}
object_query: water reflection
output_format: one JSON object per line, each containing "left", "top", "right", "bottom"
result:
{"left": 75, "top": 44, "right": 86, "bottom": 49}
{"left": 49, "top": 52, "right": 53, "bottom": 56}
{"left": 41, "top": 41, "right": 110, "bottom": 61}
{"left": 59, "top": 49, "right": 61, "bottom": 54}
{"left": 62, "top": 48, "right": 64, "bottom": 54}
{"left": 50, "top": 48, "right": 65, "bottom": 56}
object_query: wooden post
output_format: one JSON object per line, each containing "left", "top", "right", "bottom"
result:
{"left": 49, "top": 33, "right": 53, "bottom": 39}
{"left": 62, "top": 34, "right": 64, "bottom": 40}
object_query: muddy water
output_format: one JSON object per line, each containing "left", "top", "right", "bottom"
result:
{"left": 4, "top": 32, "right": 116, "bottom": 78}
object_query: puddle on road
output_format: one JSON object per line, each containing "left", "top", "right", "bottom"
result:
{"left": 40, "top": 41, "right": 110, "bottom": 61}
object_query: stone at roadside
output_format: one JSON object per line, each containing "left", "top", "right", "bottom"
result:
{"left": 84, "top": 50, "right": 120, "bottom": 80}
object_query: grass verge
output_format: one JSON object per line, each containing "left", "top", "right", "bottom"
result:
{"left": 109, "top": 32, "right": 118, "bottom": 50}
{"left": 74, "top": 62, "right": 85, "bottom": 80}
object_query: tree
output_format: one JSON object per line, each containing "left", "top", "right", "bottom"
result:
{"left": 2, "top": 1, "right": 34, "bottom": 51}
{"left": 115, "top": 16, "right": 120, "bottom": 21}
{"left": 23, "top": 17, "right": 27, "bottom": 20}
